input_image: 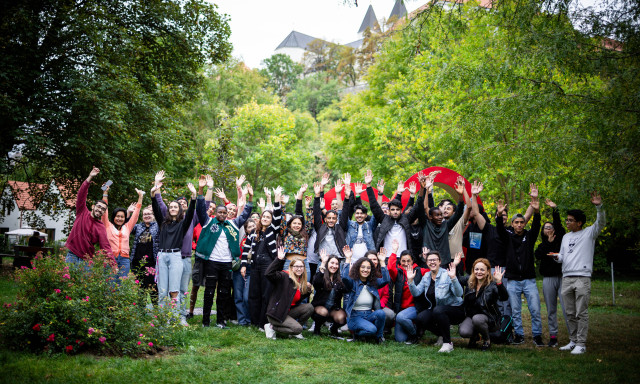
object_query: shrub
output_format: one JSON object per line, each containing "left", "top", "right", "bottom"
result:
{"left": 0, "top": 251, "right": 179, "bottom": 356}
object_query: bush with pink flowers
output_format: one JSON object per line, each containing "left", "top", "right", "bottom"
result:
{"left": 0, "top": 251, "right": 178, "bottom": 356}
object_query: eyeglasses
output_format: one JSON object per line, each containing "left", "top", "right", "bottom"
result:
{"left": 292, "top": 265, "right": 305, "bottom": 269}
{"left": 426, "top": 259, "right": 439, "bottom": 263}
{"left": 566, "top": 218, "right": 576, "bottom": 223}
{"left": 543, "top": 226, "right": 554, "bottom": 230}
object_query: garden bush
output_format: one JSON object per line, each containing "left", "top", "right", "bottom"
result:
{"left": 0, "top": 251, "right": 178, "bottom": 356}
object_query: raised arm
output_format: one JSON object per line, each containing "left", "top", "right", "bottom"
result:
{"left": 545, "top": 198, "right": 565, "bottom": 237}
{"left": 589, "top": 191, "right": 606, "bottom": 238}
{"left": 495, "top": 199, "right": 509, "bottom": 240}
{"left": 180, "top": 183, "right": 197, "bottom": 236}
{"left": 365, "top": 170, "right": 385, "bottom": 224}
{"left": 376, "top": 178, "right": 385, "bottom": 206}
{"left": 313, "top": 182, "right": 324, "bottom": 232}
{"left": 152, "top": 170, "right": 168, "bottom": 217}
{"left": 523, "top": 183, "right": 538, "bottom": 225}
{"left": 100, "top": 184, "right": 110, "bottom": 226}
{"left": 78, "top": 167, "right": 99, "bottom": 216}
{"left": 527, "top": 198, "right": 541, "bottom": 252}
{"left": 470, "top": 181, "right": 486, "bottom": 230}
{"left": 125, "top": 188, "right": 145, "bottom": 232}
{"left": 271, "top": 186, "right": 283, "bottom": 230}
{"left": 233, "top": 184, "right": 254, "bottom": 229}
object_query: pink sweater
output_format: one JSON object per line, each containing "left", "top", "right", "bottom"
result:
{"left": 65, "top": 181, "right": 113, "bottom": 259}
{"left": 102, "top": 199, "right": 141, "bottom": 258}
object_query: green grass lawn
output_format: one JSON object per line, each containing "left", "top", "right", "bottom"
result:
{"left": 0, "top": 266, "right": 638, "bottom": 384}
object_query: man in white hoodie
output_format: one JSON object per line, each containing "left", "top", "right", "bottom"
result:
{"left": 552, "top": 191, "right": 605, "bottom": 355}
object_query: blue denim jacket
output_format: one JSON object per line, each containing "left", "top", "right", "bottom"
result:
{"left": 408, "top": 268, "right": 463, "bottom": 308}
{"left": 341, "top": 263, "right": 390, "bottom": 317}
{"left": 345, "top": 216, "right": 377, "bottom": 251}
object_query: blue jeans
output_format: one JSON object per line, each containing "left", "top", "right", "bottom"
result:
{"left": 157, "top": 251, "right": 184, "bottom": 306}
{"left": 116, "top": 255, "right": 130, "bottom": 279}
{"left": 179, "top": 257, "right": 192, "bottom": 316}
{"left": 348, "top": 309, "right": 386, "bottom": 339}
{"left": 507, "top": 278, "right": 542, "bottom": 337}
{"left": 494, "top": 269, "right": 512, "bottom": 317}
{"left": 395, "top": 306, "right": 417, "bottom": 342}
{"left": 232, "top": 267, "right": 250, "bottom": 325}
{"left": 283, "top": 258, "right": 311, "bottom": 282}
{"left": 65, "top": 251, "right": 84, "bottom": 264}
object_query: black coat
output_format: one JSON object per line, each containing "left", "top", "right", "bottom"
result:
{"left": 311, "top": 270, "right": 345, "bottom": 308}
{"left": 265, "top": 258, "right": 310, "bottom": 323}
{"left": 534, "top": 208, "right": 565, "bottom": 277}
{"left": 460, "top": 276, "right": 509, "bottom": 327}
{"left": 498, "top": 212, "right": 541, "bottom": 281}
{"left": 367, "top": 186, "right": 422, "bottom": 251}
{"left": 313, "top": 196, "right": 347, "bottom": 257}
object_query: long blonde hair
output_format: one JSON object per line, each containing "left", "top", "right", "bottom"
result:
{"left": 468, "top": 258, "right": 493, "bottom": 291}
{"left": 288, "top": 257, "right": 310, "bottom": 295}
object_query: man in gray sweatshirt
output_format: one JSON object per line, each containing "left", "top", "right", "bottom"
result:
{"left": 552, "top": 191, "right": 605, "bottom": 355}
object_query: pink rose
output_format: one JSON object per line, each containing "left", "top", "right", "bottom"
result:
{"left": 148, "top": 342, "right": 153, "bottom": 347}
{"left": 53, "top": 289, "right": 61, "bottom": 293}
{"left": 99, "top": 336, "right": 106, "bottom": 343}
{"left": 137, "top": 341, "right": 142, "bottom": 345}
{"left": 62, "top": 273, "right": 70, "bottom": 279}
{"left": 88, "top": 327, "right": 94, "bottom": 335}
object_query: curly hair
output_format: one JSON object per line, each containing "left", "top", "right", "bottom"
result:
{"left": 349, "top": 257, "right": 379, "bottom": 287}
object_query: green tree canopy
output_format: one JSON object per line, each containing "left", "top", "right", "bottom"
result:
{"left": 260, "top": 53, "right": 303, "bottom": 98}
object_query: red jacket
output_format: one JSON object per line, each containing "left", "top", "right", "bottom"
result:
{"left": 378, "top": 285, "right": 390, "bottom": 308}
{"left": 65, "top": 180, "right": 113, "bottom": 259}
{"left": 388, "top": 252, "right": 429, "bottom": 310}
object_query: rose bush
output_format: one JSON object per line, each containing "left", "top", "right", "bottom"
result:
{"left": 0, "top": 251, "right": 179, "bottom": 356}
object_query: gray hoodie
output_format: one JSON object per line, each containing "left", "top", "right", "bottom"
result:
{"left": 556, "top": 205, "right": 605, "bottom": 278}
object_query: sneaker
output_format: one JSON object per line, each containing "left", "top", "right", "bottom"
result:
{"left": 291, "top": 333, "right": 305, "bottom": 340}
{"left": 467, "top": 334, "right": 478, "bottom": 349}
{"left": 309, "top": 322, "right": 316, "bottom": 332}
{"left": 339, "top": 324, "right": 349, "bottom": 333}
{"left": 185, "top": 313, "right": 194, "bottom": 320}
{"left": 259, "top": 327, "right": 265, "bottom": 332}
{"left": 180, "top": 316, "right": 189, "bottom": 327}
{"left": 433, "top": 336, "right": 444, "bottom": 346}
{"left": 438, "top": 342, "right": 454, "bottom": 353}
{"left": 533, "top": 335, "right": 544, "bottom": 347}
{"left": 571, "top": 345, "right": 586, "bottom": 355}
{"left": 511, "top": 334, "right": 525, "bottom": 345}
{"left": 559, "top": 341, "right": 576, "bottom": 351}
{"left": 405, "top": 335, "right": 420, "bottom": 345}
{"left": 481, "top": 341, "right": 491, "bottom": 351}
{"left": 376, "top": 337, "right": 386, "bottom": 344}
{"left": 548, "top": 337, "right": 558, "bottom": 348}
{"left": 264, "top": 323, "right": 276, "bottom": 340}
{"left": 202, "top": 323, "right": 210, "bottom": 328}
{"left": 216, "top": 322, "right": 229, "bottom": 329}
{"left": 230, "top": 320, "right": 239, "bottom": 325}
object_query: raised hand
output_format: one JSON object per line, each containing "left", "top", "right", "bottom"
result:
{"left": 354, "top": 182, "right": 365, "bottom": 195}
{"left": 236, "top": 175, "right": 246, "bottom": 189}
{"left": 205, "top": 175, "right": 214, "bottom": 189}
{"left": 151, "top": 182, "right": 162, "bottom": 195}
{"left": 320, "top": 172, "right": 331, "bottom": 188}
{"left": 263, "top": 187, "right": 271, "bottom": 198}
{"left": 391, "top": 238, "right": 400, "bottom": 254}
{"left": 241, "top": 185, "right": 249, "bottom": 197}
{"left": 378, "top": 247, "right": 387, "bottom": 261}
{"left": 364, "top": 169, "right": 373, "bottom": 186}
{"left": 320, "top": 249, "right": 329, "bottom": 265}
{"left": 335, "top": 179, "right": 344, "bottom": 193}
{"left": 405, "top": 264, "right": 416, "bottom": 283}
{"left": 258, "top": 198, "right": 265, "bottom": 210}
{"left": 529, "top": 183, "right": 539, "bottom": 199}
{"left": 343, "top": 173, "right": 351, "bottom": 187}
{"left": 452, "top": 251, "right": 463, "bottom": 267}
{"left": 428, "top": 170, "right": 441, "bottom": 180}
{"left": 89, "top": 167, "right": 100, "bottom": 178}
{"left": 530, "top": 197, "right": 540, "bottom": 211}
{"left": 277, "top": 246, "right": 286, "bottom": 260}
{"left": 299, "top": 183, "right": 308, "bottom": 196}
{"left": 135, "top": 188, "right": 145, "bottom": 197}
{"left": 493, "top": 266, "right": 504, "bottom": 283}
{"left": 408, "top": 181, "right": 417, "bottom": 195}
{"left": 447, "top": 264, "right": 457, "bottom": 279}
{"left": 127, "top": 203, "right": 136, "bottom": 213}
{"left": 377, "top": 178, "right": 385, "bottom": 194}
{"left": 471, "top": 180, "right": 483, "bottom": 195}
{"left": 154, "top": 170, "right": 165, "bottom": 185}
{"left": 187, "top": 183, "right": 197, "bottom": 197}
{"left": 422, "top": 247, "right": 430, "bottom": 258}
{"left": 342, "top": 245, "right": 353, "bottom": 262}
{"left": 396, "top": 182, "right": 406, "bottom": 196}
{"left": 548, "top": 231, "right": 556, "bottom": 243}
{"left": 496, "top": 199, "right": 507, "bottom": 215}
{"left": 214, "top": 188, "right": 227, "bottom": 200}
{"left": 101, "top": 182, "right": 110, "bottom": 193}
{"left": 281, "top": 195, "right": 290, "bottom": 205}
{"left": 454, "top": 176, "right": 465, "bottom": 194}
{"left": 313, "top": 182, "right": 322, "bottom": 197}
{"left": 246, "top": 183, "right": 254, "bottom": 197}
{"left": 545, "top": 198, "right": 557, "bottom": 208}
{"left": 319, "top": 198, "right": 325, "bottom": 210}
{"left": 304, "top": 195, "right": 312, "bottom": 208}
{"left": 273, "top": 186, "right": 283, "bottom": 201}
{"left": 377, "top": 249, "right": 386, "bottom": 264}
{"left": 591, "top": 190, "right": 602, "bottom": 206}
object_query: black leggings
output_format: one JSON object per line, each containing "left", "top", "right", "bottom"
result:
{"left": 416, "top": 305, "right": 466, "bottom": 343}
{"left": 249, "top": 257, "right": 273, "bottom": 327}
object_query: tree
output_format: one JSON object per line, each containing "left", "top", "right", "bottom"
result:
{"left": 260, "top": 53, "right": 303, "bottom": 98}
{"left": 226, "top": 101, "right": 317, "bottom": 194}
{"left": 0, "top": 0, "right": 232, "bottom": 212}
{"left": 326, "top": 0, "right": 640, "bottom": 272}
{"left": 286, "top": 73, "right": 341, "bottom": 119}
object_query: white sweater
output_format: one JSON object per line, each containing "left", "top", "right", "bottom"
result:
{"left": 556, "top": 205, "right": 605, "bottom": 278}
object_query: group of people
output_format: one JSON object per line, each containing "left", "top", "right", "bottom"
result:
{"left": 63, "top": 167, "right": 605, "bottom": 354}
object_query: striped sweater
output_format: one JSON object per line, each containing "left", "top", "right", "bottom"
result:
{"left": 241, "top": 202, "right": 282, "bottom": 265}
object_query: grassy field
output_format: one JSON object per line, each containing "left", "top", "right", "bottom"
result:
{"left": 0, "top": 263, "right": 639, "bottom": 384}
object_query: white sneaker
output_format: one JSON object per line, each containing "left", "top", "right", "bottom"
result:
{"left": 264, "top": 323, "right": 276, "bottom": 340}
{"left": 559, "top": 341, "right": 576, "bottom": 351}
{"left": 179, "top": 316, "right": 189, "bottom": 327}
{"left": 433, "top": 336, "right": 444, "bottom": 346}
{"left": 339, "top": 324, "right": 349, "bottom": 333}
{"left": 571, "top": 345, "right": 586, "bottom": 355}
{"left": 308, "top": 323, "right": 316, "bottom": 332}
{"left": 438, "top": 342, "right": 454, "bottom": 353}
{"left": 230, "top": 320, "right": 239, "bottom": 325}
{"left": 291, "top": 333, "right": 305, "bottom": 340}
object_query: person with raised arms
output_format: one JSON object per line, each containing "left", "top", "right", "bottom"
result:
{"left": 131, "top": 204, "right": 160, "bottom": 306}
{"left": 313, "top": 176, "right": 348, "bottom": 261}
{"left": 407, "top": 251, "right": 464, "bottom": 352}
{"left": 65, "top": 167, "right": 113, "bottom": 263}
{"left": 341, "top": 244, "right": 390, "bottom": 343}
{"left": 264, "top": 247, "right": 314, "bottom": 340}
{"left": 194, "top": 177, "right": 253, "bottom": 328}
{"left": 311, "top": 249, "right": 347, "bottom": 336}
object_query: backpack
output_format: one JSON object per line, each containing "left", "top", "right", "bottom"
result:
{"left": 489, "top": 315, "right": 514, "bottom": 344}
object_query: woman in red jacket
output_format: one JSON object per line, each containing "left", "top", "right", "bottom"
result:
{"left": 264, "top": 247, "right": 314, "bottom": 340}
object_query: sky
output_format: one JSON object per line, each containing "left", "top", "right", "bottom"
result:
{"left": 210, "top": 0, "right": 601, "bottom": 69}
{"left": 211, "top": 0, "right": 426, "bottom": 69}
